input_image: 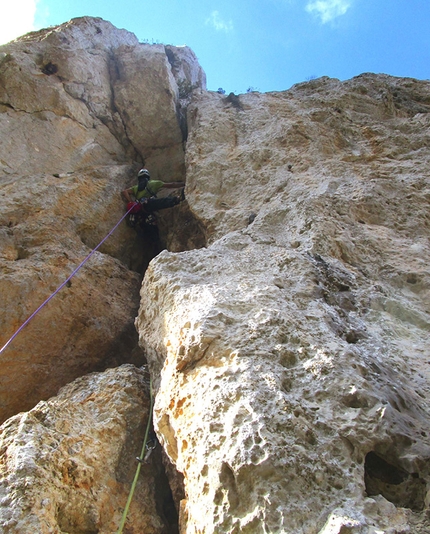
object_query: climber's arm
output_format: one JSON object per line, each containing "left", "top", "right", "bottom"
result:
{"left": 121, "top": 188, "right": 134, "bottom": 202}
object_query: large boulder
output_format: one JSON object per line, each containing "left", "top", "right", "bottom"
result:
{"left": 0, "top": 364, "right": 176, "bottom": 533}
{"left": 137, "top": 75, "right": 430, "bottom": 533}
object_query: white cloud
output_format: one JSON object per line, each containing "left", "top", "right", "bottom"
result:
{"left": 0, "top": 0, "right": 38, "bottom": 45}
{"left": 306, "top": 0, "right": 351, "bottom": 23}
{"left": 205, "top": 11, "right": 234, "bottom": 33}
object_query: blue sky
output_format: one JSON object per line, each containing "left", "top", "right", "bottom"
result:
{"left": 1, "top": 0, "right": 429, "bottom": 94}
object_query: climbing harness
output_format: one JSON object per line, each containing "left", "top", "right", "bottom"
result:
{"left": 0, "top": 202, "right": 139, "bottom": 355}
{"left": 126, "top": 201, "right": 143, "bottom": 228}
{"left": 127, "top": 201, "right": 142, "bottom": 214}
{"left": 116, "top": 376, "right": 155, "bottom": 534}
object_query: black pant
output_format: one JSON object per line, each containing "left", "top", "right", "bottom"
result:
{"left": 142, "top": 196, "right": 179, "bottom": 213}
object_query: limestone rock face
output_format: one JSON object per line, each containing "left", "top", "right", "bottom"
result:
{"left": 0, "top": 17, "right": 206, "bottom": 423}
{"left": 1, "top": 16, "right": 430, "bottom": 533}
{"left": 137, "top": 75, "right": 430, "bottom": 533}
{"left": 0, "top": 364, "right": 175, "bottom": 533}
{"left": 165, "top": 45, "right": 207, "bottom": 91}
{"left": 0, "top": 165, "right": 144, "bottom": 422}
{"left": 0, "top": 16, "right": 205, "bottom": 181}
{"left": 110, "top": 43, "right": 183, "bottom": 181}
{"left": 0, "top": 18, "right": 137, "bottom": 176}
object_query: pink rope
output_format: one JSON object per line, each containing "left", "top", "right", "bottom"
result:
{"left": 0, "top": 203, "right": 138, "bottom": 355}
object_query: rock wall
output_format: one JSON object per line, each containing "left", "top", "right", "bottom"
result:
{"left": 137, "top": 76, "right": 430, "bottom": 532}
{"left": 0, "top": 16, "right": 430, "bottom": 534}
{"left": 0, "top": 364, "right": 177, "bottom": 533}
{"left": 0, "top": 17, "right": 206, "bottom": 423}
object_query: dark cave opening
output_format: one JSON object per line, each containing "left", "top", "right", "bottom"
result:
{"left": 364, "top": 451, "right": 426, "bottom": 511}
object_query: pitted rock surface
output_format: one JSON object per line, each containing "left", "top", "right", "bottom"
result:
{"left": 0, "top": 365, "right": 174, "bottom": 533}
{"left": 0, "top": 16, "right": 429, "bottom": 534}
{"left": 137, "top": 75, "right": 430, "bottom": 533}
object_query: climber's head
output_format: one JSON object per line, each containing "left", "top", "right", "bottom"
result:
{"left": 137, "top": 168, "right": 150, "bottom": 191}
{"left": 138, "top": 168, "right": 150, "bottom": 180}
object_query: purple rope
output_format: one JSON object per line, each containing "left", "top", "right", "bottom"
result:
{"left": 0, "top": 203, "right": 138, "bottom": 355}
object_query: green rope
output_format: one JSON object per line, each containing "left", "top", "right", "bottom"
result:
{"left": 116, "top": 376, "right": 154, "bottom": 534}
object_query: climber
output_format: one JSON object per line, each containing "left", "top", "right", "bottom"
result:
{"left": 122, "top": 168, "right": 185, "bottom": 233}
{"left": 122, "top": 168, "right": 185, "bottom": 209}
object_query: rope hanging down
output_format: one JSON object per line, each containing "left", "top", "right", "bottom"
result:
{"left": 0, "top": 202, "right": 138, "bottom": 355}
{"left": 116, "top": 376, "right": 154, "bottom": 534}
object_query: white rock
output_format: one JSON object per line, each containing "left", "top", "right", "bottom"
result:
{"left": 138, "top": 75, "right": 430, "bottom": 532}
